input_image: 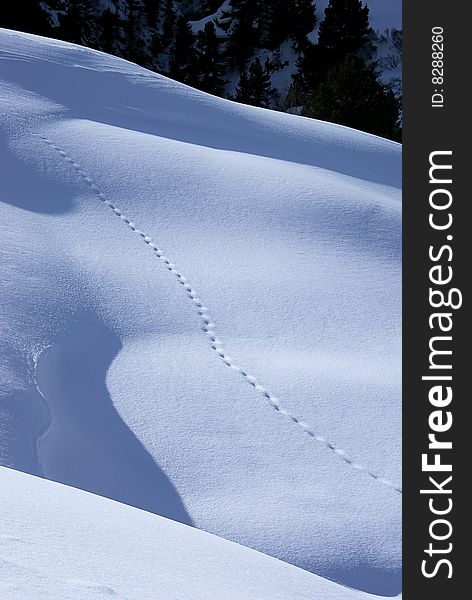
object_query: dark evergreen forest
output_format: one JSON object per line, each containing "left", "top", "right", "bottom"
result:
{"left": 1, "top": 1, "right": 402, "bottom": 140}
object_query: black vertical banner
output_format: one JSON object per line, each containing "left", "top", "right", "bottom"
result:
{"left": 403, "top": 1, "right": 469, "bottom": 598}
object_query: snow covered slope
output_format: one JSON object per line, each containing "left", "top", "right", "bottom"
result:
{"left": 0, "top": 28, "right": 401, "bottom": 596}
{"left": 0, "top": 467, "right": 399, "bottom": 600}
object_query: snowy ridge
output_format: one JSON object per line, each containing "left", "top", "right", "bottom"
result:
{"left": 1, "top": 28, "right": 401, "bottom": 597}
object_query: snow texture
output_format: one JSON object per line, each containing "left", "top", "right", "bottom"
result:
{"left": 0, "top": 467, "right": 402, "bottom": 599}
{"left": 0, "top": 28, "right": 401, "bottom": 597}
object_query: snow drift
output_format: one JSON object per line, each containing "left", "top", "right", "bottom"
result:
{"left": 0, "top": 28, "right": 401, "bottom": 597}
{"left": 1, "top": 467, "right": 400, "bottom": 600}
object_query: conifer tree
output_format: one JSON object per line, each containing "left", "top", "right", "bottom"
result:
{"left": 269, "top": 46, "right": 288, "bottom": 71}
{"left": 125, "top": 0, "right": 147, "bottom": 65}
{"left": 257, "top": 0, "right": 317, "bottom": 51}
{"left": 303, "top": 55, "right": 401, "bottom": 140}
{"left": 143, "top": 0, "right": 161, "bottom": 28}
{"left": 161, "top": 0, "right": 176, "bottom": 48}
{"left": 292, "top": 42, "right": 333, "bottom": 94}
{"left": 169, "top": 16, "right": 198, "bottom": 86}
{"left": 195, "top": 22, "right": 225, "bottom": 95}
{"left": 234, "top": 57, "right": 275, "bottom": 108}
{"left": 58, "top": 0, "right": 94, "bottom": 46}
{"left": 318, "top": 0, "right": 372, "bottom": 61}
{"left": 292, "top": 0, "right": 372, "bottom": 102}
{"left": 99, "top": 8, "right": 120, "bottom": 55}
{"left": 260, "top": 0, "right": 290, "bottom": 50}
{"left": 225, "top": 0, "right": 261, "bottom": 71}
{"left": 291, "top": 0, "right": 317, "bottom": 50}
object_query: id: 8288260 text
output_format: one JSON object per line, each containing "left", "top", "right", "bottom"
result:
{"left": 431, "top": 26, "right": 445, "bottom": 108}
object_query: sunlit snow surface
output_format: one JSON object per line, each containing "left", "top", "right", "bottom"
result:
{"left": 0, "top": 28, "right": 401, "bottom": 598}
{"left": 0, "top": 468, "right": 401, "bottom": 600}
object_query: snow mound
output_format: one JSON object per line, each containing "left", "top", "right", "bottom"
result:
{"left": 0, "top": 28, "right": 401, "bottom": 596}
{"left": 0, "top": 467, "right": 400, "bottom": 600}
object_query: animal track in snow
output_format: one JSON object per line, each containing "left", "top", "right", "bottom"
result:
{"left": 39, "top": 134, "right": 402, "bottom": 495}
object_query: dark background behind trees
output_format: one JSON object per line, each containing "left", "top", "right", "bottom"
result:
{"left": 1, "top": 0, "right": 401, "bottom": 141}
